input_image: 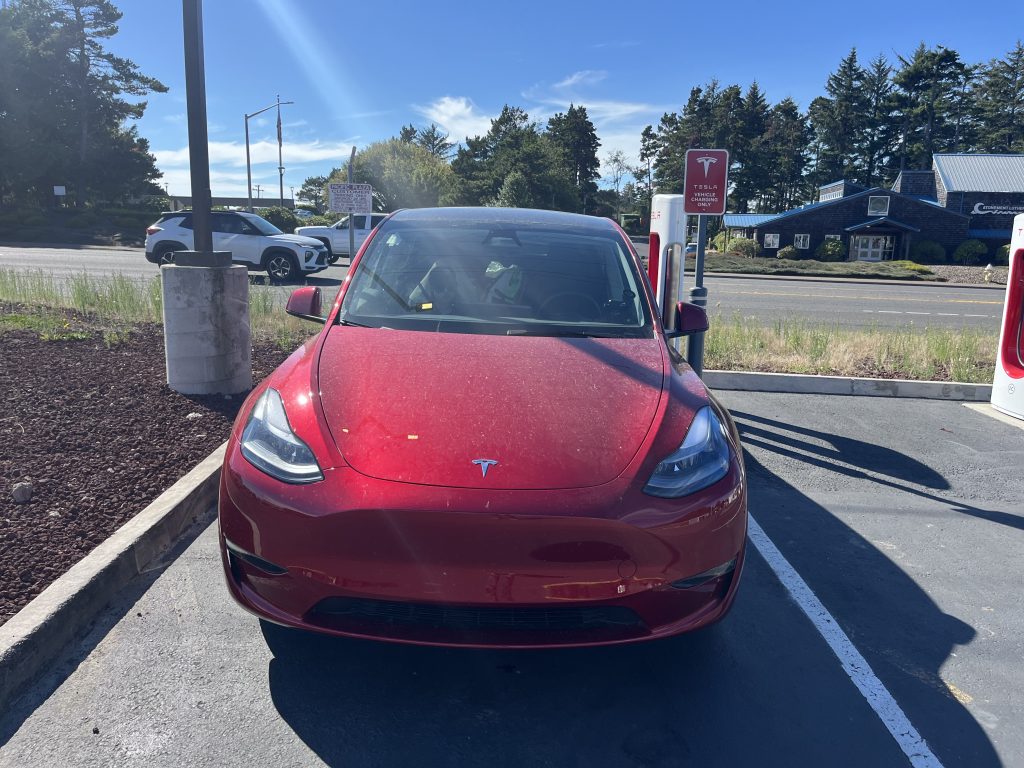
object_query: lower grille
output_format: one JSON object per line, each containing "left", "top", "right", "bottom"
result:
{"left": 309, "top": 597, "right": 644, "bottom": 637}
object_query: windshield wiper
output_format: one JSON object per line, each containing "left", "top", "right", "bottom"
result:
{"left": 506, "top": 328, "right": 614, "bottom": 338}
{"left": 337, "top": 317, "right": 374, "bottom": 328}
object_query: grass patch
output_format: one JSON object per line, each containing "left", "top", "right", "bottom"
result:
{"left": 704, "top": 313, "right": 996, "bottom": 383}
{"left": 0, "top": 268, "right": 996, "bottom": 382}
{"left": 0, "top": 311, "right": 91, "bottom": 341}
{"left": 690, "top": 253, "right": 941, "bottom": 281}
{"left": 0, "top": 268, "right": 315, "bottom": 348}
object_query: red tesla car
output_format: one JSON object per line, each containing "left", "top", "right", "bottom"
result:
{"left": 218, "top": 207, "right": 747, "bottom": 648}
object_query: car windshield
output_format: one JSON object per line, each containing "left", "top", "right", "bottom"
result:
{"left": 240, "top": 212, "right": 283, "bottom": 236}
{"left": 339, "top": 217, "right": 652, "bottom": 338}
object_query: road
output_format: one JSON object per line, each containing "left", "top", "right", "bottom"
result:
{"left": 2, "top": 393, "right": 1021, "bottom": 767}
{"left": 0, "top": 243, "right": 1006, "bottom": 330}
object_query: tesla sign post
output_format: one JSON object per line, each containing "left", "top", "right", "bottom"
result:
{"left": 683, "top": 149, "right": 729, "bottom": 377}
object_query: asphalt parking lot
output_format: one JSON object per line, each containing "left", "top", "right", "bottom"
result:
{"left": 1, "top": 392, "right": 1022, "bottom": 768}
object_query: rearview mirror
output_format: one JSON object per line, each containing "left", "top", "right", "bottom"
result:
{"left": 665, "top": 301, "right": 708, "bottom": 339}
{"left": 285, "top": 286, "right": 325, "bottom": 324}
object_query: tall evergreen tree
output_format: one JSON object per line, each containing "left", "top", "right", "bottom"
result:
{"left": 415, "top": 123, "right": 454, "bottom": 160}
{"left": 731, "top": 82, "right": 771, "bottom": 211}
{"left": 974, "top": 41, "right": 1024, "bottom": 153}
{"left": 546, "top": 104, "right": 601, "bottom": 211}
{"left": 0, "top": 0, "right": 166, "bottom": 206}
{"left": 760, "top": 98, "right": 810, "bottom": 210}
{"left": 449, "top": 105, "right": 575, "bottom": 210}
{"left": 893, "top": 44, "right": 973, "bottom": 169}
{"left": 398, "top": 124, "right": 418, "bottom": 143}
{"left": 856, "top": 54, "right": 899, "bottom": 186}
{"left": 809, "top": 49, "right": 867, "bottom": 187}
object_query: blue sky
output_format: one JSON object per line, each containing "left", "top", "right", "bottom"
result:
{"left": 108, "top": 0, "right": 1024, "bottom": 199}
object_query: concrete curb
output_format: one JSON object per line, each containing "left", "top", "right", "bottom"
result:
{"left": 0, "top": 442, "right": 226, "bottom": 711}
{"left": 705, "top": 370, "right": 993, "bottom": 401}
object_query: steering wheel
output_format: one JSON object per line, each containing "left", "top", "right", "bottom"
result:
{"left": 539, "top": 292, "right": 603, "bottom": 322}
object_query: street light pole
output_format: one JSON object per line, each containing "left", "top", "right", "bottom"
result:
{"left": 244, "top": 98, "right": 293, "bottom": 213}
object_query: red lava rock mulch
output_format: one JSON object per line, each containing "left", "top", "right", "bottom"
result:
{"left": 0, "top": 314, "right": 291, "bottom": 626}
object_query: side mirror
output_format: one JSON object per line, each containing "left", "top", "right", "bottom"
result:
{"left": 285, "top": 286, "right": 325, "bottom": 324}
{"left": 665, "top": 301, "right": 708, "bottom": 339}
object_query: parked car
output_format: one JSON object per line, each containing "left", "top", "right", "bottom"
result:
{"left": 145, "top": 210, "right": 330, "bottom": 283}
{"left": 218, "top": 206, "right": 748, "bottom": 648}
{"left": 294, "top": 212, "right": 388, "bottom": 263}
{"left": 685, "top": 242, "right": 698, "bottom": 255}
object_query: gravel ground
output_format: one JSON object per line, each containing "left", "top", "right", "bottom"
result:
{"left": 0, "top": 308, "right": 291, "bottom": 625}
{"left": 927, "top": 263, "right": 1009, "bottom": 285}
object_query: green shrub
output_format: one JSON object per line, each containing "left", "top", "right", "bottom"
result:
{"left": 255, "top": 206, "right": 299, "bottom": 231}
{"left": 777, "top": 245, "right": 799, "bottom": 260}
{"left": 910, "top": 240, "right": 946, "bottom": 264}
{"left": 815, "top": 239, "right": 847, "bottom": 262}
{"left": 712, "top": 231, "right": 729, "bottom": 251}
{"left": 21, "top": 211, "right": 47, "bottom": 227}
{"left": 728, "top": 237, "right": 759, "bottom": 258}
{"left": 995, "top": 243, "right": 1010, "bottom": 265}
{"left": 65, "top": 211, "right": 98, "bottom": 228}
{"left": 952, "top": 239, "right": 988, "bottom": 265}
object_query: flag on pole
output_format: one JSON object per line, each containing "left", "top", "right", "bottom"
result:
{"left": 276, "top": 111, "right": 282, "bottom": 146}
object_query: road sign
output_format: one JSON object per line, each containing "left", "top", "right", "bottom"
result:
{"left": 328, "top": 182, "right": 373, "bottom": 214}
{"left": 683, "top": 149, "right": 729, "bottom": 215}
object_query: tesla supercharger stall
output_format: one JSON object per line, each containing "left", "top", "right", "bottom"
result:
{"left": 648, "top": 194, "right": 688, "bottom": 332}
{"left": 991, "top": 213, "right": 1024, "bottom": 419}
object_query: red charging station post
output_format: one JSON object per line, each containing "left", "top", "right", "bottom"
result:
{"left": 683, "top": 149, "right": 729, "bottom": 377}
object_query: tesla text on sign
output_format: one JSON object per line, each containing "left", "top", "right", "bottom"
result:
{"left": 329, "top": 183, "right": 373, "bottom": 214}
{"left": 683, "top": 149, "right": 729, "bottom": 216}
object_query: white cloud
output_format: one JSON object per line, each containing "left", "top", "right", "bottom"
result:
{"left": 155, "top": 139, "right": 355, "bottom": 169}
{"left": 554, "top": 70, "right": 607, "bottom": 89}
{"left": 155, "top": 139, "right": 356, "bottom": 196}
{"left": 414, "top": 96, "right": 494, "bottom": 143}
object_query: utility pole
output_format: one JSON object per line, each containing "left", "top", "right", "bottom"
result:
{"left": 277, "top": 94, "right": 285, "bottom": 207}
{"left": 254, "top": 183, "right": 262, "bottom": 199}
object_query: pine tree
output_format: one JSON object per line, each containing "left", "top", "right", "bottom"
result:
{"left": 546, "top": 104, "right": 601, "bottom": 211}
{"left": 809, "top": 49, "right": 867, "bottom": 187}
{"left": 0, "top": 0, "right": 167, "bottom": 206}
{"left": 415, "top": 123, "right": 454, "bottom": 160}
{"left": 856, "top": 55, "right": 899, "bottom": 186}
{"left": 893, "top": 44, "right": 973, "bottom": 169}
{"left": 974, "top": 41, "right": 1024, "bottom": 153}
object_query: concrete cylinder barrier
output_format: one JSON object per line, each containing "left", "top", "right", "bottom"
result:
{"left": 161, "top": 256, "right": 252, "bottom": 395}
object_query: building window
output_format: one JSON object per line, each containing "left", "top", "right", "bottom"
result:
{"left": 825, "top": 234, "right": 840, "bottom": 241}
{"left": 794, "top": 234, "right": 810, "bottom": 249}
{"left": 764, "top": 233, "right": 780, "bottom": 249}
{"left": 867, "top": 196, "right": 890, "bottom": 216}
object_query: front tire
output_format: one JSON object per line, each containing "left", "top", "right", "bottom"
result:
{"left": 316, "top": 238, "right": 338, "bottom": 264}
{"left": 265, "top": 251, "right": 299, "bottom": 284}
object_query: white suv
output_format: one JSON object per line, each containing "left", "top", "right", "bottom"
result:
{"left": 145, "top": 210, "right": 330, "bottom": 282}
{"left": 294, "top": 212, "right": 388, "bottom": 263}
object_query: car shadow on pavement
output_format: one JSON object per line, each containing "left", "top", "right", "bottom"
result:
{"left": 732, "top": 409, "right": 1024, "bottom": 533}
{"left": 260, "top": 445, "right": 1000, "bottom": 767}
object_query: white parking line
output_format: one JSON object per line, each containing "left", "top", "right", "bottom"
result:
{"left": 905, "top": 312, "right": 931, "bottom": 315}
{"left": 748, "top": 515, "right": 943, "bottom": 768}
{"left": 877, "top": 310, "right": 903, "bottom": 314}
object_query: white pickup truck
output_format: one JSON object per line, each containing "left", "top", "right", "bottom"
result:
{"left": 294, "top": 212, "right": 388, "bottom": 263}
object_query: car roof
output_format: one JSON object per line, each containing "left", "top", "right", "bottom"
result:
{"left": 389, "top": 207, "right": 619, "bottom": 234}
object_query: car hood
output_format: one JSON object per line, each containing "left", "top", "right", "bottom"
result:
{"left": 271, "top": 233, "right": 323, "bottom": 247}
{"left": 293, "top": 226, "right": 329, "bottom": 236}
{"left": 316, "top": 328, "right": 666, "bottom": 490}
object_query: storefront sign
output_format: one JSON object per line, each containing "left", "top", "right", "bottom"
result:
{"left": 683, "top": 149, "right": 729, "bottom": 215}
{"left": 971, "top": 202, "right": 1024, "bottom": 216}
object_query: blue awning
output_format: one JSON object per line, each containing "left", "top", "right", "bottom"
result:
{"left": 967, "top": 228, "right": 1012, "bottom": 240}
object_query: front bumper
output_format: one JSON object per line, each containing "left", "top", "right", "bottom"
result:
{"left": 218, "top": 442, "right": 747, "bottom": 648}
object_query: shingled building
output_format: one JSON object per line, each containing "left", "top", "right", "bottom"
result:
{"left": 723, "top": 153, "right": 1024, "bottom": 261}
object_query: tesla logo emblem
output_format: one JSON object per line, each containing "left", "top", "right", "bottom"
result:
{"left": 472, "top": 459, "right": 498, "bottom": 478}
{"left": 696, "top": 156, "right": 718, "bottom": 177}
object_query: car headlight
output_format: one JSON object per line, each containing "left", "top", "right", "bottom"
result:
{"left": 643, "top": 406, "right": 731, "bottom": 498}
{"left": 304, "top": 249, "right": 315, "bottom": 260}
{"left": 240, "top": 388, "right": 323, "bottom": 483}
